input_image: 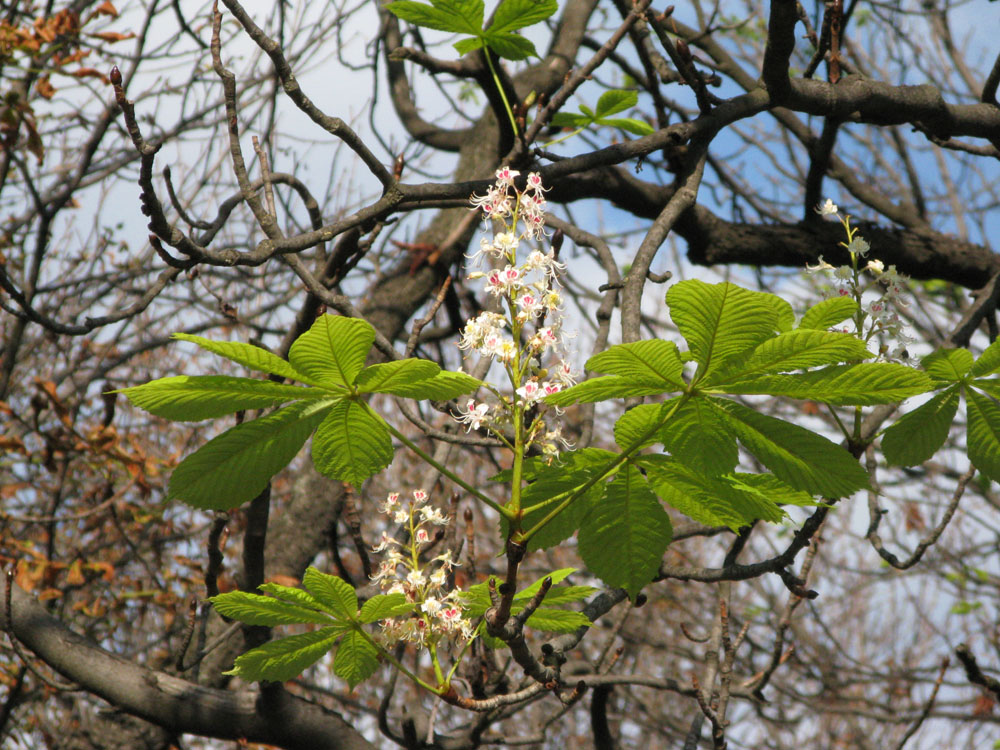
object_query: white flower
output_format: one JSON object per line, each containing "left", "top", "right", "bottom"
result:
{"left": 379, "top": 492, "right": 401, "bottom": 514}
{"left": 494, "top": 166, "right": 520, "bottom": 185}
{"left": 456, "top": 399, "right": 490, "bottom": 431}
{"left": 419, "top": 505, "right": 448, "bottom": 525}
{"left": 516, "top": 381, "right": 542, "bottom": 403}
{"left": 847, "top": 236, "right": 870, "bottom": 257}
{"left": 806, "top": 256, "right": 835, "bottom": 273}
{"left": 865, "top": 259, "right": 885, "bottom": 275}
{"left": 817, "top": 198, "right": 839, "bottom": 216}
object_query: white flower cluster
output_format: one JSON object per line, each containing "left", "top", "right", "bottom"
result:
{"left": 371, "top": 490, "right": 474, "bottom": 647}
{"left": 458, "top": 168, "right": 577, "bottom": 456}
{"left": 810, "top": 200, "right": 914, "bottom": 361}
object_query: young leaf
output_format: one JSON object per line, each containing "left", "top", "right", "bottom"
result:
{"left": 524, "top": 608, "right": 591, "bottom": 633}
{"left": 970, "top": 339, "right": 1000, "bottom": 378}
{"left": 489, "top": 0, "right": 557, "bottom": 35}
{"left": 712, "top": 399, "right": 869, "bottom": 497}
{"left": 355, "top": 359, "right": 440, "bottom": 394}
{"left": 462, "top": 569, "right": 585, "bottom": 616}
{"left": 460, "top": 33, "right": 534, "bottom": 60}
{"left": 386, "top": 0, "right": 483, "bottom": 35}
{"left": 334, "top": 629, "right": 381, "bottom": 689}
{"left": 594, "top": 117, "right": 654, "bottom": 136}
{"left": 289, "top": 315, "right": 374, "bottom": 389}
{"left": 359, "top": 593, "right": 413, "bottom": 624}
{"left": 594, "top": 89, "right": 637, "bottom": 118}
{"left": 302, "top": 567, "right": 358, "bottom": 620}
{"left": 119, "top": 375, "right": 325, "bottom": 422}
{"left": 721, "top": 363, "right": 933, "bottom": 404}
{"left": 706, "top": 329, "right": 870, "bottom": 386}
{"left": 666, "top": 280, "right": 783, "bottom": 377}
{"left": 173, "top": 333, "right": 315, "bottom": 384}
{"left": 168, "top": 400, "right": 332, "bottom": 510}
{"left": 577, "top": 465, "right": 672, "bottom": 601}
{"left": 922, "top": 348, "right": 974, "bottom": 382}
{"left": 882, "top": 386, "right": 960, "bottom": 466}
{"left": 224, "top": 626, "right": 345, "bottom": 683}
{"left": 367, "top": 369, "right": 482, "bottom": 400}
{"left": 209, "top": 591, "right": 334, "bottom": 626}
{"left": 797, "top": 296, "right": 858, "bottom": 331}
{"left": 966, "top": 388, "right": 1000, "bottom": 482}
{"left": 311, "top": 399, "right": 394, "bottom": 487}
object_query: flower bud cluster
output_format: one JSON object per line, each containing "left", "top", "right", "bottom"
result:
{"left": 371, "top": 490, "right": 474, "bottom": 647}
{"left": 809, "top": 200, "right": 914, "bottom": 361}
{"left": 458, "top": 168, "right": 577, "bottom": 456}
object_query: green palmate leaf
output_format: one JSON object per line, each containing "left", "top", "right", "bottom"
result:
{"left": 303, "top": 567, "right": 358, "bottom": 620}
{"left": 550, "top": 111, "right": 590, "bottom": 128}
{"left": 289, "top": 315, "right": 373, "bottom": 389}
{"left": 882, "top": 386, "right": 960, "bottom": 466}
{"left": 513, "top": 568, "right": 577, "bottom": 600}
{"left": 578, "top": 465, "right": 672, "bottom": 600}
{"left": 760, "top": 290, "right": 796, "bottom": 333}
{"left": 640, "top": 455, "right": 784, "bottom": 528}
{"left": 730, "top": 473, "right": 820, "bottom": 507}
{"left": 922, "top": 348, "right": 974, "bottom": 382}
{"left": 225, "top": 626, "right": 346, "bottom": 683}
{"left": 524, "top": 608, "right": 591, "bottom": 633}
{"left": 966, "top": 388, "right": 1000, "bottom": 482}
{"left": 355, "top": 359, "right": 439, "bottom": 394}
{"left": 713, "top": 399, "right": 869, "bottom": 497}
{"left": 462, "top": 569, "right": 585, "bottom": 616}
{"left": 509, "top": 449, "right": 614, "bottom": 550}
{"left": 168, "top": 400, "right": 332, "bottom": 510}
{"left": 311, "top": 400, "right": 393, "bottom": 487}
{"left": 798, "top": 296, "right": 859, "bottom": 330}
{"left": 721, "top": 363, "right": 933, "bottom": 404}
{"left": 706, "top": 329, "right": 870, "bottom": 386}
{"left": 489, "top": 0, "right": 557, "bottom": 34}
{"left": 614, "top": 402, "right": 670, "bottom": 451}
{"left": 119, "top": 375, "right": 324, "bottom": 422}
{"left": 334, "top": 629, "right": 381, "bottom": 689}
{"left": 173, "top": 333, "right": 314, "bottom": 384}
{"left": 658, "top": 396, "right": 739, "bottom": 475}
{"left": 597, "top": 117, "right": 653, "bottom": 136}
{"left": 369, "top": 369, "right": 482, "bottom": 400}
{"left": 386, "top": 0, "right": 483, "bottom": 34}
{"left": 209, "top": 591, "right": 334, "bottom": 626}
{"left": 972, "top": 379, "right": 1000, "bottom": 400}
{"left": 477, "top": 33, "right": 536, "bottom": 59}
{"left": 524, "top": 584, "right": 595, "bottom": 606}
{"left": 666, "top": 280, "right": 784, "bottom": 377}
{"left": 359, "top": 594, "right": 413, "bottom": 623}
{"left": 257, "top": 582, "right": 326, "bottom": 610}
{"left": 594, "top": 89, "right": 637, "bottom": 117}
{"left": 970, "top": 339, "right": 1000, "bottom": 377}
{"left": 587, "top": 339, "right": 686, "bottom": 386}
{"left": 544, "top": 376, "right": 673, "bottom": 407}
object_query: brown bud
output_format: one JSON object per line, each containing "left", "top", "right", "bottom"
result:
{"left": 110, "top": 66, "right": 122, "bottom": 86}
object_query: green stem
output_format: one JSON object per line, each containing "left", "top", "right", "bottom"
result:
{"left": 382, "top": 417, "right": 513, "bottom": 520}
{"left": 353, "top": 622, "right": 441, "bottom": 694}
{"left": 483, "top": 50, "right": 519, "bottom": 139}
{"left": 516, "top": 393, "right": 691, "bottom": 544}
